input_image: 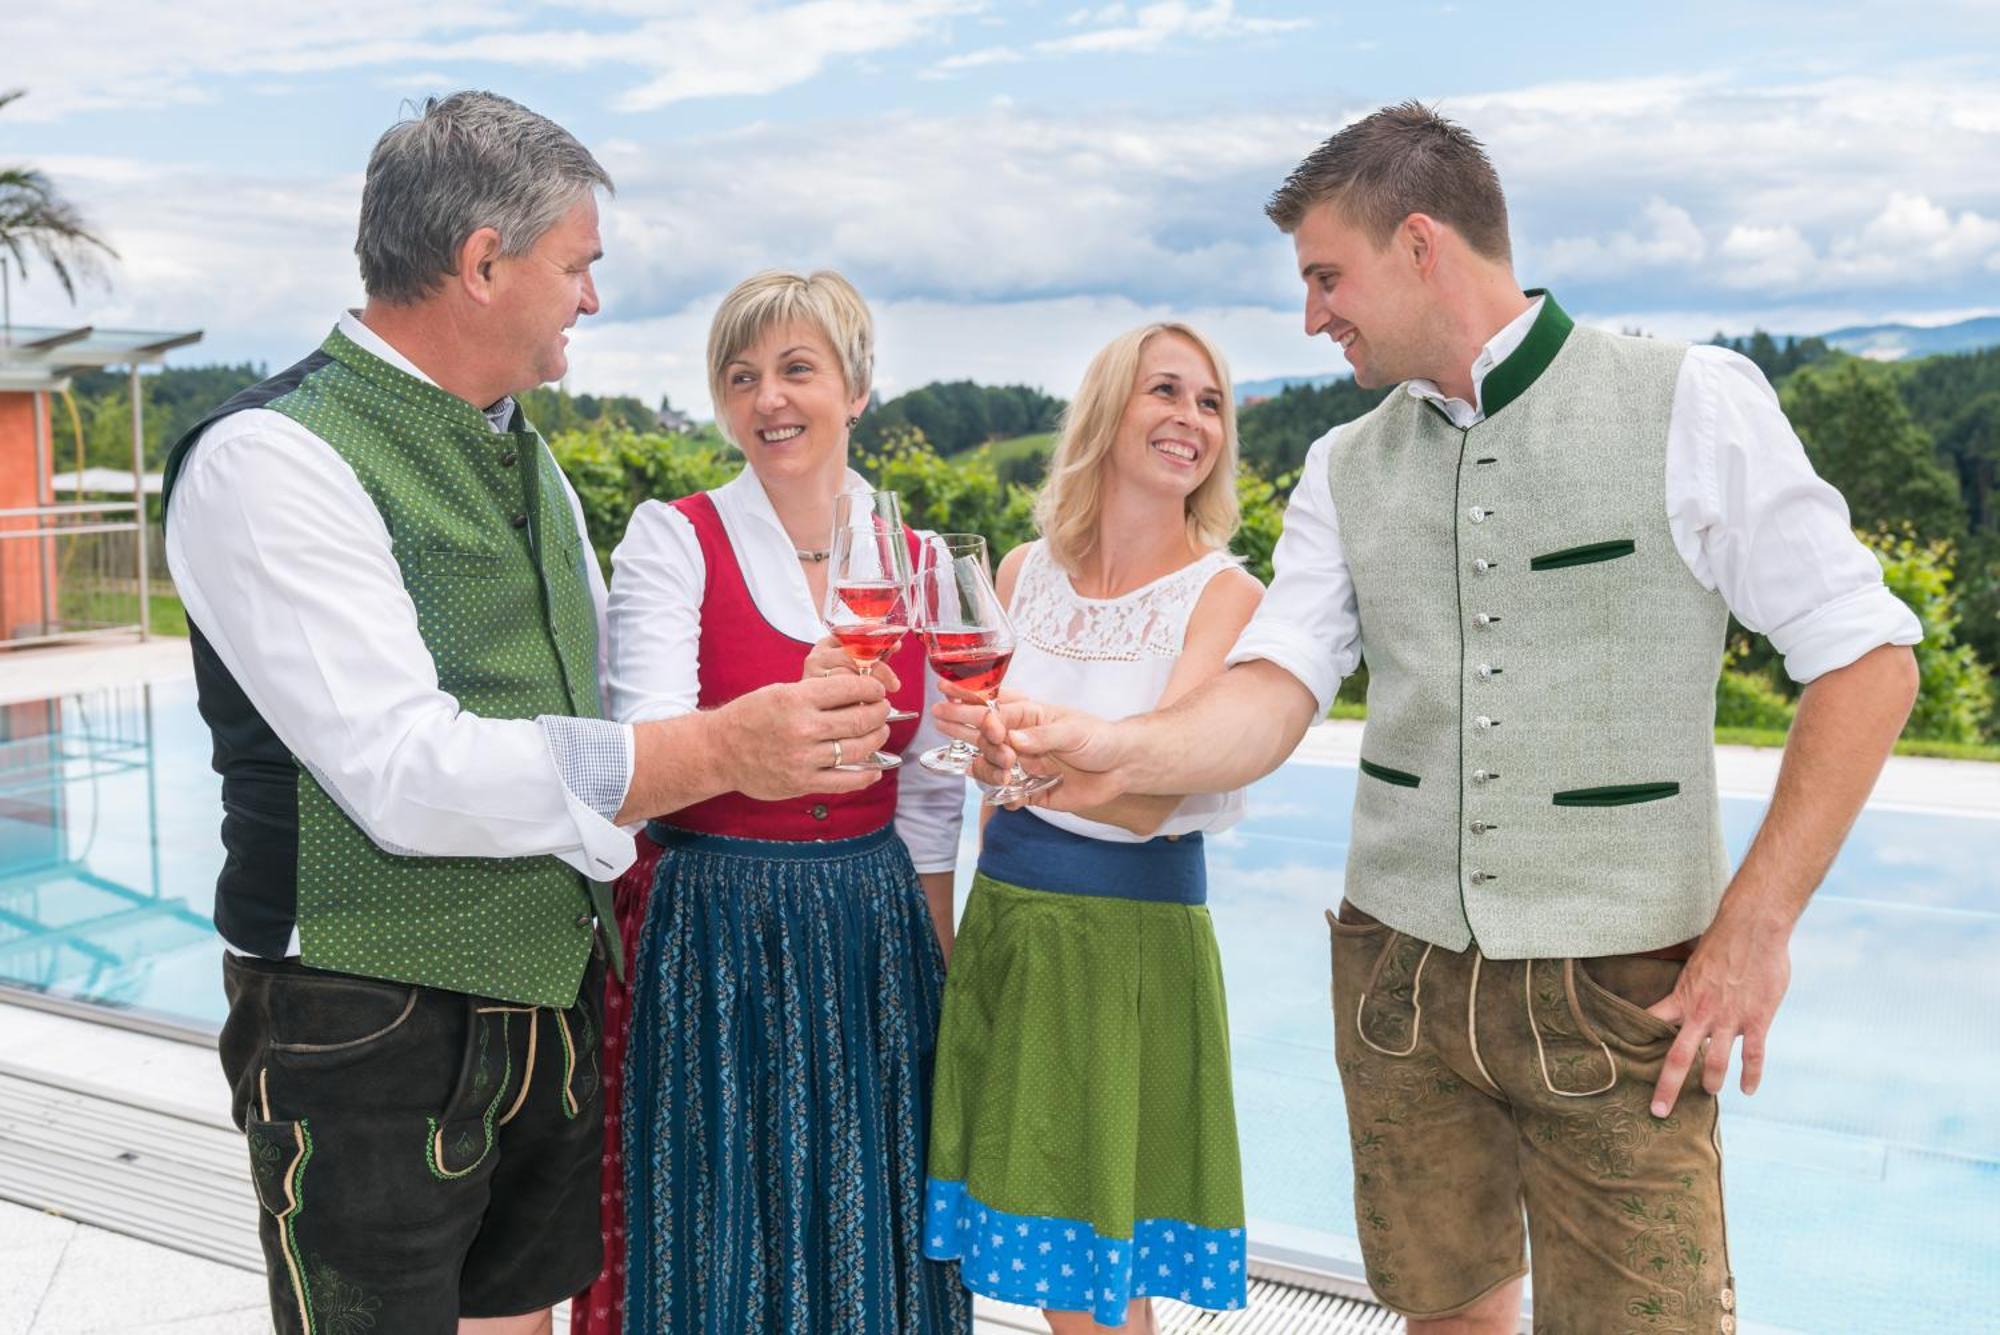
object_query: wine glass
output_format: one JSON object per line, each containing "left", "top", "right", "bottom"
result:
{"left": 823, "top": 490, "right": 912, "bottom": 769}
{"left": 911, "top": 535, "right": 992, "bottom": 776}
{"left": 914, "top": 538, "right": 1061, "bottom": 805}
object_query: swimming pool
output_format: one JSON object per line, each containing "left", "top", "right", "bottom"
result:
{"left": 3, "top": 679, "right": 1996, "bottom": 1332}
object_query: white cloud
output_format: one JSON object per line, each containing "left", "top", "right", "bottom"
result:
{"left": 3, "top": 0, "right": 976, "bottom": 118}
{"left": 1831, "top": 192, "right": 2000, "bottom": 277}
{"left": 1037, "top": 0, "right": 1309, "bottom": 56}
{"left": 1718, "top": 223, "right": 1819, "bottom": 291}
{"left": 930, "top": 0, "right": 1305, "bottom": 77}
{"left": 1539, "top": 199, "right": 1707, "bottom": 281}
{"left": 920, "top": 46, "right": 1027, "bottom": 79}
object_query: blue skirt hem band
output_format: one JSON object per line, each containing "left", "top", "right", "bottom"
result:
{"left": 921, "top": 1178, "right": 1246, "bottom": 1327}
{"left": 976, "top": 807, "right": 1207, "bottom": 905}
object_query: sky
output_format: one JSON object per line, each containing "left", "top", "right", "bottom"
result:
{"left": 5, "top": 0, "right": 2000, "bottom": 414}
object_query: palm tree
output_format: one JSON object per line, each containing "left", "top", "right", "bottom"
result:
{"left": 0, "top": 89, "right": 118, "bottom": 341}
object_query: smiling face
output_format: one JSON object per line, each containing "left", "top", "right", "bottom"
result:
{"left": 1293, "top": 199, "right": 1444, "bottom": 389}
{"left": 1104, "top": 331, "right": 1226, "bottom": 503}
{"left": 719, "top": 319, "right": 868, "bottom": 489}
{"left": 489, "top": 193, "right": 602, "bottom": 392}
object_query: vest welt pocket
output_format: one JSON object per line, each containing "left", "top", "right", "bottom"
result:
{"left": 416, "top": 544, "right": 507, "bottom": 578}
{"left": 1528, "top": 539, "right": 1637, "bottom": 571}
{"left": 1358, "top": 758, "right": 1421, "bottom": 789}
{"left": 1551, "top": 781, "right": 1681, "bottom": 807}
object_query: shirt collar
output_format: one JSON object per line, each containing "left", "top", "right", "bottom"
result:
{"left": 1403, "top": 289, "right": 1573, "bottom": 426}
{"left": 338, "top": 310, "right": 517, "bottom": 434}
{"left": 719, "top": 462, "right": 877, "bottom": 544}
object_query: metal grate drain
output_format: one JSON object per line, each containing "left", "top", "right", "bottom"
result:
{"left": 976, "top": 1275, "right": 1402, "bottom": 1333}
{"left": 0, "top": 1060, "right": 262, "bottom": 1273}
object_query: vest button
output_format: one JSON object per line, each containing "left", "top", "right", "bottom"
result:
{"left": 1473, "top": 612, "right": 1496, "bottom": 628}
{"left": 1471, "top": 769, "right": 1498, "bottom": 784}
{"left": 575, "top": 912, "right": 593, "bottom": 928}
{"left": 1473, "top": 558, "right": 1493, "bottom": 574}
{"left": 1470, "top": 820, "right": 1498, "bottom": 834}
{"left": 511, "top": 513, "right": 529, "bottom": 529}
{"left": 1476, "top": 664, "right": 1496, "bottom": 680}
{"left": 1473, "top": 715, "right": 1496, "bottom": 730}
{"left": 1467, "top": 506, "right": 1489, "bottom": 523}
{"left": 1469, "top": 870, "right": 1496, "bottom": 885}
{"left": 499, "top": 451, "right": 518, "bottom": 467}
{"left": 809, "top": 803, "right": 829, "bottom": 821}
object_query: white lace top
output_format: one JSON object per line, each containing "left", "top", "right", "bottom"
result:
{"left": 1006, "top": 540, "right": 1248, "bottom": 844}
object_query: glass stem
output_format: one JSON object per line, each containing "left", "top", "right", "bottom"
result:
{"left": 985, "top": 699, "right": 1033, "bottom": 784}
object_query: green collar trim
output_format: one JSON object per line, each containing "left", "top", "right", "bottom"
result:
{"left": 1478, "top": 289, "right": 1573, "bottom": 420}
{"left": 319, "top": 325, "right": 500, "bottom": 436}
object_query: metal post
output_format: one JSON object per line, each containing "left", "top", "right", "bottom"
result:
{"left": 33, "top": 388, "right": 53, "bottom": 635}
{"left": 130, "top": 363, "right": 149, "bottom": 639}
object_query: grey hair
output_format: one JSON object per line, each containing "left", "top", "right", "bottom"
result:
{"left": 356, "top": 90, "right": 613, "bottom": 304}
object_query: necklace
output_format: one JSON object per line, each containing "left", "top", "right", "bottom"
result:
{"left": 795, "top": 548, "right": 831, "bottom": 563}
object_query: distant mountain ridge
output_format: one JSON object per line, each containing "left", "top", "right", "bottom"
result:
{"left": 1816, "top": 314, "right": 2000, "bottom": 362}
{"left": 1234, "top": 312, "right": 2000, "bottom": 402}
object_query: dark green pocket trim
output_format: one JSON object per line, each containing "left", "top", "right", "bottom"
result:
{"left": 1529, "top": 539, "right": 1637, "bottom": 571}
{"left": 1552, "top": 782, "right": 1680, "bottom": 807}
{"left": 1359, "top": 759, "right": 1421, "bottom": 789}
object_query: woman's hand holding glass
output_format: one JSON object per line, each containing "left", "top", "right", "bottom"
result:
{"left": 912, "top": 535, "right": 1060, "bottom": 806}
{"left": 821, "top": 490, "right": 916, "bottom": 768}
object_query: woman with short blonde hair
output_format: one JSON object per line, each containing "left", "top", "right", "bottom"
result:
{"left": 574, "top": 268, "right": 970, "bottom": 1335}
{"left": 924, "top": 323, "right": 1262, "bottom": 1333}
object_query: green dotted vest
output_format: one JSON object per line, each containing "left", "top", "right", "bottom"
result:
{"left": 271, "top": 329, "right": 609, "bottom": 1005}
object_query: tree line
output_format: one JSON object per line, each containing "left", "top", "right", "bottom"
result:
{"left": 51, "top": 332, "right": 2000, "bottom": 749}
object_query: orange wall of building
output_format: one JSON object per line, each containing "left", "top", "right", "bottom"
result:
{"left": 0, "top": 391, "right": 54, "bottom": 642}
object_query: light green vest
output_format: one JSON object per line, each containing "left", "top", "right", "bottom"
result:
{"left": 1331, "top": 295, "right": 1730, "bottom": 958}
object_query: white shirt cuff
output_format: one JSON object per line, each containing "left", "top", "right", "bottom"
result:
{"left": 1770, "top": 584, "right": 1924, "bottom": 684}
{"left": 539, "top": 717, "right": 640, "bottom": 880}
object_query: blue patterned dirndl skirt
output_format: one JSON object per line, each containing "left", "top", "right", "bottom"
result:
{"left": 623, "top": 822, "right": 970, "bottom": 1335}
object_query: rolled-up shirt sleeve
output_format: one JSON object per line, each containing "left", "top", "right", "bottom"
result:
{"left": 894, "top": 643, "right": 968, "bottom": 873}
{"left": 165, "top": 411, "right": 637, "bottom": 880}
{"left": 1223, "top": 428, "right": 1363, "bottom": 713}
{"left": 1667, "top": 347, "right": 1923, "bottom": 684}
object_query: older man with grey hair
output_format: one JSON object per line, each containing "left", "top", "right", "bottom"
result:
{"left": 161, "top": 91, "right": 894, "bottom": 1335}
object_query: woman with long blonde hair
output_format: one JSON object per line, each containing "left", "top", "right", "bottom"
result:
{"left": 922, "top": 323, "right": 1263, "bottom": 1333}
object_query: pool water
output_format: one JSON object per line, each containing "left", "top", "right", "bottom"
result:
{"left": 3, "top": 681, "right": 1997, "bottom": 1332}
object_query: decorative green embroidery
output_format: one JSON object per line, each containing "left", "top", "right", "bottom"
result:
{"left": 426, "top": 1014, "right": 512, "bottom": 1180}
{"left": 307, "top": 1256, "right": 383, "bottom": 1334}
{"left": 281, "top": 1122, "right": 316, "bottom": 1334}
{"left": 1617, "top": 1184, "right": 1714, "bottom": 1333}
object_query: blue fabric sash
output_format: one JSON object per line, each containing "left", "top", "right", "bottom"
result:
{"left": 977, "top": 806, "right": 1206, "bottom": 905}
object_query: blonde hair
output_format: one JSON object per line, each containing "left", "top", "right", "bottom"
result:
{"left": 706, "top": 269, "right": 874, "bottom": 443}
{"left": 1034, "top": 323, "right": 1241, "bottom": 573}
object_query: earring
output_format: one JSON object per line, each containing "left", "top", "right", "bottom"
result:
{"left": 846, "top": 415, "right": 860, "bottom": 428}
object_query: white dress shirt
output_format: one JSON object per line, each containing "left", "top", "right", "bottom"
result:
{"left": 606, "top": 468, "right": 966, "bottom": 873}
{"left": 165, "top": 313, "right": 641, "bottom": 956}
{"left": 1228, "top": 298, "right": 1924, "bottom": 711}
